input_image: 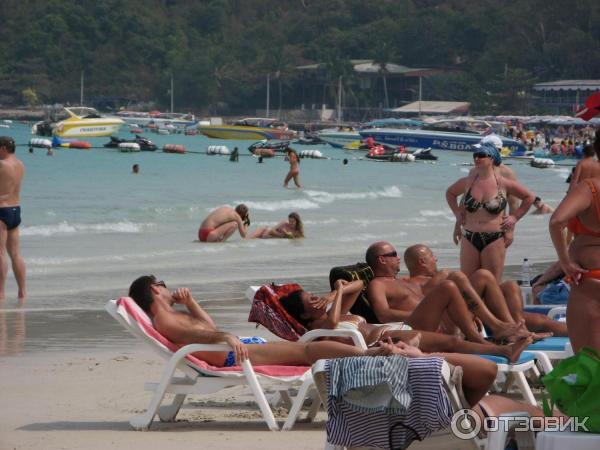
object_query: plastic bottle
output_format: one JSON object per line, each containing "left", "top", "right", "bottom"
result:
{"left": 520, "top": 258, "right": 531, "bottom": 287}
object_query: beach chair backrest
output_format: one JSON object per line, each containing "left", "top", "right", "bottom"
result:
{"left": 329, "top": 263, "right": 379, "bottom": 323}
{"left": 247, "top": 283, "right": 307, "bottom": 341}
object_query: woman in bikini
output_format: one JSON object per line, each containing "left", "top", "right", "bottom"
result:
{"left": 279, "top": 278, "right": 531, "bottom": 363}
{"left": 283, "top": 147, "right": 301, "bottom": 188}
{"left": 550, "top": 131, "right": 600, "bottom": 353}
{"left": 251, "top": 212, "right": 304, "bottom": 239}
{"left": 446, "top": 144, "right": 535, "bottom": 281}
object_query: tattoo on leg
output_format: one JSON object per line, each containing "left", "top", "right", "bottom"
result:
{"left": 462, "top": 291, "right": 479, "bottom": 310}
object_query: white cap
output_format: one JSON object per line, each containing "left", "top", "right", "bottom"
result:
{"left": 480, "top": 134, "right": 503, "bottom": 150}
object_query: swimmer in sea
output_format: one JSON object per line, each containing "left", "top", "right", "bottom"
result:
{"left": 251, "top": 212, "right": 304, "bottom": 239}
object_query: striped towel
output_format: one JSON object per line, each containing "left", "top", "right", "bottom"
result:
{"left": 326, "top": 356, "right": 453, "bottom": 450}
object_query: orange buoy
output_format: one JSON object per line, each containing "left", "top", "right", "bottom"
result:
{"left": 68, "top": 141, "right": 92, "bottom": 149}
{"left": 163, "top": 144, "right": 186, "bottom": 154}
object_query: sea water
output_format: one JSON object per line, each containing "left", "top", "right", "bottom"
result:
{"left": 1, "top": 122, "right": 572, "bottom": 312}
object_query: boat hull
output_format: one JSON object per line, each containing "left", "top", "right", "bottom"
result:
{"left": 317, "top": 129, "right": 360, "bottom": 148}
{"left": 199, "top": 125, "right": 295, "bottom": 140}
{"left": 55, "top": 120, "right": 124, "bottom": 137}
{"left": 359, "top": 128, "right": 527, "bottom": 154}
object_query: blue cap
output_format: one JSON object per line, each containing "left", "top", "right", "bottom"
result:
{"left": 473, "top": 143, "right": 502, "bottom": 166}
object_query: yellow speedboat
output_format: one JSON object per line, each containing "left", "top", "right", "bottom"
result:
{"left": 199, "top": 118, "right": 296, "bottom": 140}
{"left": 34, "top": 107, "right": 124, "bottom": 137}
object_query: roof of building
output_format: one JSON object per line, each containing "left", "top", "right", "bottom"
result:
{"left": 391, "top": 101, "right": 470, "bottom": 114}
{"left": 533, "top": 80, "right": 600, "bottom": 91}
{"left": 297, "top": 60, "right": 440, "bottom": 77}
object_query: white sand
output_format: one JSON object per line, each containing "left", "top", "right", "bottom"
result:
{"left": 1, "top": 349, "right": 473, "bottom": 450}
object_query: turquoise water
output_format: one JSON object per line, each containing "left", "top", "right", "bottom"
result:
{"left": 1, "top": 122, "right": 572, "bottom": 310}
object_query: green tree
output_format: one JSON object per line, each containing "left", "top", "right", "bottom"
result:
{"left": 22, "top": 88, "right": 39, "bottom": 107}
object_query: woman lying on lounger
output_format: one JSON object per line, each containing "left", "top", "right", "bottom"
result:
{"left": 279, "top": 279, "right": 531, "bottom": 363}
{"left": 251, "top": 212, "right": 304, "bottom": 239}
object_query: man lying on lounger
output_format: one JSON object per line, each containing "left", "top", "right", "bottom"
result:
{"left": 128, "top": 274, "right": 498, "bottom": 407}
{"left": 364, "top": 241, "right": 527, "bottom": 344}
{"left": 402, "top": 243, "right": 567, "bottom": 338}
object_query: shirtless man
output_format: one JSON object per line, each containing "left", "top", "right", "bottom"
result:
{"left": 569, "top": 144, "right": 600, "bottom": 191}
{"left": 0, "top": 137, "right": 26, "bottom": 302}
{"left": 365, "top": 241, "right": 526, "bottom": 345}
{"left": 530, "top": 196, "right": 554, "bottom": 215}
{"left": 402, "top": 244, "right": 567, "bottom": 338}
{"left": 198, "top": 204, "right": 250, "bottom": 243}
{"left": 128, "top": 275, "right": 401, "bottom": 367}
{"left": 129, "top": 274, "right": 497, "bottom": 405}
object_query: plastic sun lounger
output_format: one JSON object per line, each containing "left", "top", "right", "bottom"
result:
{"left": 312, "top": 359, "right": 535, "bottom": 450}
{"left": 105, "top": 297, "right": 314, "bottom": 431}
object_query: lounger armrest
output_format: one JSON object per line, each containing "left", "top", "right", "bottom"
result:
{"left": 299, "top": 329, "right": 367, "bottom": 349}
{"left": 548, "top": 306, "right": 566, "bottom": 321}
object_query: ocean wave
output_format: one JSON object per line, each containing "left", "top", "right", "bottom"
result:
{"left": 419, "top": 210, "right": 455, "bottom": 221}
{"left": 304, "top": 186, "right": 402, "bottom": 203}
{"left": 235, "top": 199, "right": 321, "bottom": 211}
{"left": 21, "top": 221, "right": 150, "bottom": 237}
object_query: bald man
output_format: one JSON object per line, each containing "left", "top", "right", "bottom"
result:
{"left": 403, "top": 244, "right": 567, "bottom": 338}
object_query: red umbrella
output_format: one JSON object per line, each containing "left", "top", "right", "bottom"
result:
{"left": 575, "top": 91, "right": 600, "bottom": 121}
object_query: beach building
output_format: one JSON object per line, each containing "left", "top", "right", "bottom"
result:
{"left": 533, "top": 79, "right": 600, "bottom": 115}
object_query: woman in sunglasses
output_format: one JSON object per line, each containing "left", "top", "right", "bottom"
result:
{"left": 446, "top": 144, "right": 534, "bottom": 281}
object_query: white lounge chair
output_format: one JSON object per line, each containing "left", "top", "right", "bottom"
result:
{"left": 105, "top": 297, "right": 316, "bottom": 431}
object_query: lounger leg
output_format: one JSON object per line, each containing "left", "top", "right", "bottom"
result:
{"left": 513, "top": 372, "right": 537, "bottom": 406}
{"left": 282, "top": 378, "right": 314, "bottom": 431}
{"left": 158, "top": 393, "right": 187, "bottom": 422}
{"left": 241, "top": 360, "right": 279, "bottom": 431}
{"left": 306, "top": 389, "right": 322, "bottom": 422}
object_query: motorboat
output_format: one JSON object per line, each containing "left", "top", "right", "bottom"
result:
{"left": 32, "top": 107, "right": 124, "bottom": 137}
{"left": 199, "top": 118, "right": 296, "bottom": 140}
{"left": 248, "top": 140, "right": 290, "bottom": 156}
{"left": 316, "top": 127, "right": 360, "bottom": 148}
{"left": 359, "top": 118, "right": 527, "bottom": 154}
{"left": 111, "top": 110, "right": 198, "bottom": 128}
{"left": 104, "top": 135, "right": 158, "bottom": 151}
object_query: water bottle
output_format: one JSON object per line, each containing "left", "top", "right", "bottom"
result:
{"left": 520, "top": 258, "right": 531, "bottom": 287}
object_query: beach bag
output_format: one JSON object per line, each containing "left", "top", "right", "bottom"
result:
{"left": 329, "top": 263, "right": 379, "bottom": 324}
{"left": 542, "top": 347, "right": 600, "bottom": 432}
{"left": 538, "top": 279, "right": 570, "bottom": 305}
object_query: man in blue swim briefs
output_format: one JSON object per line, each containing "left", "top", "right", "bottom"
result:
{"left": 0, "top": 136, "right": 26, "bottom": 302}
{"left": 128, "top": 275, "right": 401, "bottom": 367}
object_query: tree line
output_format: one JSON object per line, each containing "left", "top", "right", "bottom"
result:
{"left": 0, "top": 0, "right": 598, "bottom": 115}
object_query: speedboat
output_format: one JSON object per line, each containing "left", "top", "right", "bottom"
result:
{"left": 32, "top": 107, "right": 124, "bottom": 137}
{"left": 198, "top": 118, "right": 296, "bottom": 140}
{"left": 359, "top": 118, "right": 527, "bottom": 154}
{"left": 316, "top": 127, "right": 360, "bottom": 148}
{"left": 104, "top": 135, "right": 158, "bottom": 151}
{"left": 111, "top": 110, "right": 198, "bottom": 128}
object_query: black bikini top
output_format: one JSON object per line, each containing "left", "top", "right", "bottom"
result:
{"left": 464, "top": 174, "right": 507, "bottom": 215}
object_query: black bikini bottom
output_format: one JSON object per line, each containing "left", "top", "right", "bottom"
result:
{"left": 462, "top": 229, "right": 504, "bottom": 252}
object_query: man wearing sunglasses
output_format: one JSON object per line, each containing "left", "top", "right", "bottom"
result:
{"left": 365, "top": 241, "right": 530, "bottom": 344}
{"left": 0, "top": 136, "right": 26, "bottom": 302}
{"left": 128, "top": 275, "right": 401, "bottom": 367}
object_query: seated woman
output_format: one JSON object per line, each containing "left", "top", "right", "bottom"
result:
{"left": 251, "top": 212, "right": 304, "bottom": 239}
{"left": 279, "top": 279, "right": 531, "bottom": 363}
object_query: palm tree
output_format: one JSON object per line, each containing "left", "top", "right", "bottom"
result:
{"left": 372, "top": 41, "right": 395, "bottom": 109}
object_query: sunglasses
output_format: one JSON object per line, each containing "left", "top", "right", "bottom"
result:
{"left": 379, "top": 250, "right": 398, "bottom": 258}
{"left": 153, "top": 280, "right": 167, "bottom": 288}
{"left": 473, "top": 152, "right": 490, "bottom": 159}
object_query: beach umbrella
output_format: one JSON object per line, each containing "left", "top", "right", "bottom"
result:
{"left": 575, "top": 92, "right": 600, "bottom": 121}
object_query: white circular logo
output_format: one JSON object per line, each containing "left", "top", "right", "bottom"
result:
{"left": 450, "top": 408, "right": 481, "bottom": 440}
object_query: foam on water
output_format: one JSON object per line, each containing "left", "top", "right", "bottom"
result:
{"left": 236, "top": 198, "right": 321, "bottom": 211}
{"left": 21, "top": 220, "right": 149, "bottom": 236}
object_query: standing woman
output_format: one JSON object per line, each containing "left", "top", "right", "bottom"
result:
{"left": 446, "top": 144, "right": 534, "bottom": 281}
{"left": 283, "top": 147, "right": 301, "bottom": 188}
{"left": 549, "top": 132, "right": 600, "bottom": 353}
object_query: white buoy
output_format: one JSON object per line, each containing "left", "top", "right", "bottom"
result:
{"left": 530, "top": 157, "right": 555, "bottom": 168}
{"left": 207, "top": 145, "right": 230, "bottom": 155}
{"left": 118, "top": 142, "right": 141, "bottom": 152}
{"left": 29, "top": 138, "right": 52, "bottom": 148}
{"left": 391, "top": 153, "right": 416, "bottom": 162}
{"left": 299, "top": 149, "right": 324, "bottom": 159}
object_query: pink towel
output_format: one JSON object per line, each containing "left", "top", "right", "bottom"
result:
{"left": 117, "top": 297, "right": 309, "bottom": 377}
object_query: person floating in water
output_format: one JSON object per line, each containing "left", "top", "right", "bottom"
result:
{"left": 132, "top": 164, "right": 139, "bottom": 174}
{"left": 229, "top": 147, "right": 239, "bottom": 162}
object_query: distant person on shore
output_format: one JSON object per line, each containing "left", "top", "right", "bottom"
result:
{"left": 283, "top": 147, "right": 301, "bottom": 188}
{"left": 447, "top": 143, "right": 534, "bottom": 281}
{"left": 198, "top": 204, "right": 250, "bottom": 243}
{"left": 0, "top": 136, "right": 26, "bottom": 302}
{"left": 251, "top": 212, "right": 304, "bottom": 239}
{"left": 132, "top": 164, "right": 139, "bottom": 174}
{"left": 568, "top": 143, "right": 600, "bottom": 191}
{"left": 530, "top": 196, "right": 554, "bottom": 215}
